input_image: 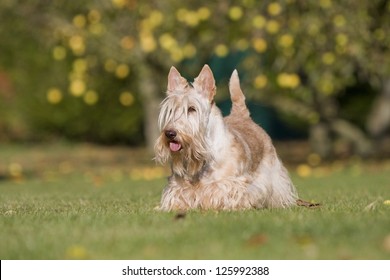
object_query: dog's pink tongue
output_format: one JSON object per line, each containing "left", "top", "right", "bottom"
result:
{"left": 169, "top": 142, "right": 181, "bottom": 152}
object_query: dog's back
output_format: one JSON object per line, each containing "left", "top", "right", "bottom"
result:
{"left": 224, "top": 70, "right": 297, "bottom": 208}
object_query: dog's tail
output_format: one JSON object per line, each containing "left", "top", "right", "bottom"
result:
{"left": 229, "top": 70, "right": 250, "bottom": 118}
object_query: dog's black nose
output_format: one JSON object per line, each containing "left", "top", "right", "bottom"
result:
{"left": 164, "top": 130, "right": 177, "bottom": 140}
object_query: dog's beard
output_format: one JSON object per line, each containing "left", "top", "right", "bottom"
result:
{"left": 154, "top": 129, "right": 211, "bottom": 179}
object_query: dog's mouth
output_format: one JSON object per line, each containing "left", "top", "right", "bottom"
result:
{"left": 169, "top": 141, "right": 182, "bottom": 152}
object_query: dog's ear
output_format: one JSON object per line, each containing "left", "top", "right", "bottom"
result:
{"left": 193, "top": 64, "right": 216, "bottom": 102}
{"left": 167, "top": 66, "right": 188, "bottom": 94}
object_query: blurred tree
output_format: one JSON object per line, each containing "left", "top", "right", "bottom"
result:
{"left": 235, "top": 0, "right": 389, "bottom": 157}
{"left": 1, "top": 0, "right": 389, "bottom": 156}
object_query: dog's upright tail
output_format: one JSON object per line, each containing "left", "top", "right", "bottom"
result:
{"left": 229, "top": 70, "right": 250, "bottom": 118}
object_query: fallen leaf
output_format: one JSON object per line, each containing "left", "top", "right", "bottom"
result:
{"left": 296, "top": 199, "right": 321, "bottom": 208}
{"left": 246, "top": 234, "right": 268, "bottom": 247}
{"left": 174, "top": 211, "right": 186, "bottom": 221}
{"left": 364, "top": 201, "right": 378, "bottom": 211}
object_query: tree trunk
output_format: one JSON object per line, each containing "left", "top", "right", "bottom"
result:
{"left": 366, "top": 79, "right": 390, "bottom": 137}
{"left": 310, "top": 119, "right": 372, "bottom": 158}
{"left": 309, "top": 122, "right": 333, "bottom": 158}
{"left": 330, "top": 119, "right": 372, "bottom": 156}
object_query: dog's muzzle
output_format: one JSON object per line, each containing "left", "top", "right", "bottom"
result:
{"left": 164, "top": 130, "right": 182, "bottom": 152}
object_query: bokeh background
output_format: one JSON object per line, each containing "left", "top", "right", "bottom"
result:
{"left": 1, "top": 0, "right": 389, "bottom": 158}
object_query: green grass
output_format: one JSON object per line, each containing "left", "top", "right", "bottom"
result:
{"left": 0, "top": 144, "right": 389, "bottom": 259}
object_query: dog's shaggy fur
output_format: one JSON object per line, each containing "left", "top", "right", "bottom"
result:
{"left": 154, "top": 65, "right": 297, "bottom": 211}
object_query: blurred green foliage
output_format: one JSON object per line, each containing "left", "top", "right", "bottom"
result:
{"left": 0, "top": 0, "right": 389, "bottom": 148}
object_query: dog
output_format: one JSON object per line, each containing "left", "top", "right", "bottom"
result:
{"left": 154, "top": 65, "right": 298, "bottom": 211}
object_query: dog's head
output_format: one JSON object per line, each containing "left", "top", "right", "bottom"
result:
{"left": 154, "top": 65, "right": 216, "bottom": 166}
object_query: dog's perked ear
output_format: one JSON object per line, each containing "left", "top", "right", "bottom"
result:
{"left": 167, "top": 66, "right": 188, "bottom": 94}
{"left": 193, "top": 64, "right": 216, "bottom": 102}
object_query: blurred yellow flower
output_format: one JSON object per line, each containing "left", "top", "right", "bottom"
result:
{"left": 73, "top": 59, "right": 88, "bottom": 73}
{"left": 336, "top": 33, "right": 348, "bottom": 46}
{"left": 229, "top": 6, "right": 243, "bottom": 21}
{"left": 47, "top": 88, "right": 63, "bottom": 104}
{"left": 322, "top": 52, "right": 335, "bottom": 65}
{"left": 159, "top": 33, "right": 177, "bottom": 50}
{"left": 112, "top": 0, "right": 127, "bottom": 9}
{"left": 383, "top": 200, "right": 390, "bottom": 205}
{"left": 73, "top": 14, "right": 86, "bottom": 28}
{"left": 183, "top": 43, "right": 197, "bottom": 58}
{"left": 253, "top": 74, "right": 268, "bottom": 89}
{"left": 115, "top": 64, "right": 130, "bottom": 79}
{"left": 320, "top": 0, "right": 332, "bottom": 9}
{"left": 252, "top": 38, "right": 267, "bottom": 53}
{"left": 252, "top": 15, "right": 267, "bottom": 29}
{"left": 69, "top": 79, "right": 86, "bottom": 97}
{"left": 268, "top": 2, "right": 282, "bottom": 16}
{"left": 140, "top": 18, "right": 152, "bottom": 32}
{"left": 266, "top": 20, "right": 280, "bottom": 34}
{"left": 83, "top": 90, "right": 98, "bottom": 105}
{"left": 139, "top": 32, "right": 157, "bottom": 53}
{"left": 177, "top": 9, "right": 200, "bottom": 27}
{"left": 69, "top": 35, "right": 85, "bottom": 56}
{"left": 197, "top": 7, "right": 211, "bottom": 20}
{"left": 177, "top": 8, "right": 209, "bottom": 26}
{"left": 88, "top": 9, "right": 101, "bottom": 24}
{"left": 119, "top": 91, "right": 134, "bottom": 106}
{"left": 52, "top": 46, "right": 67, "bottom": 61}
{"left": 9, "top": 163, "right": 23, "bottom": 178}
{"left": 214, "top": 44, "right": 229, "bottom": 57}
{"left": 278, "top": 34, "right": 294, "bottom": 48}
{"left": 89, "top": 23, "right": 106, "bottom": 36}
{"left": 170, "top": 48, "right": 184, "bottom": 62}
{"left": 296, "top": 164, "right": 312, "bottom": 177}
{"left": 277, "top": 73, "right": 300, "bottom": 89}
{"left": 149, "top": 10, "right": 164, "bottom": 28}
{"left": 176, "top": 8, "right": 188, "bottom": 22}
{"left": 333, "top": 15, "right": 346, "bottom": 27}
{"left": 120, "top": 36, "right": 135, "bottom": 50}
{"left": 142, "top": 168, "right": 156, "bottom": 181}
{"left": 185, "top": 11, "right": 200, "bottom": 27}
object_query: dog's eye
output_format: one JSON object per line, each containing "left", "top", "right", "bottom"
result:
{"left": 188, "top": 106, "right": 196, "bottom": 113}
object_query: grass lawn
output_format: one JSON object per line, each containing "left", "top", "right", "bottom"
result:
{"left": 0, "top": 143, "right": 389, "bottom": 259}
